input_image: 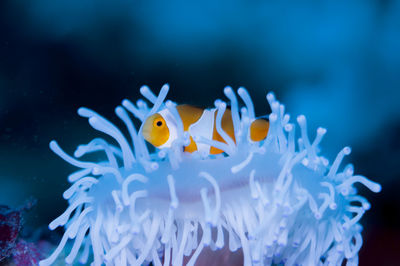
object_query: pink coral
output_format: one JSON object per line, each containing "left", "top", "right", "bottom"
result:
{"left": 0, "top": 200, "right": 48, "bottom": 265}
{"left": 0, "top": 205, "right": 21, "bottom": 262}
{"left": 12, "top": 240, "right": 42, "bottom": 265}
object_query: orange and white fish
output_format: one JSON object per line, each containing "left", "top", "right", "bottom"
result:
{"left": 142, "top": 104, "right": 269, "bottom": 155}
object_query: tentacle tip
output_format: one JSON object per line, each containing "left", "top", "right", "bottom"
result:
{"left": 151, "top": 162, "right": 159, "bottom": 171}
{"left": 139, "top": 85, "right": 150, "bottom": 94}
{"left": 213, "top": 99, "right": 222, "bottom": 106}
{"left": 161, "top": 83, "right": 170, "bottom": 91}
{"left": 77, "top": 107, "right": 91, "bottom": 117}
{"left": 343, "top": 146, "right": 352, "bottom": 155}
{"left": 372, "top": 183, "right": 382, "bottom": 193}
{"left": 62, "top": 191, "right": 70, "bottom": 200}
{"left": 317, "top": 127, "right": 327, "bottom": 135}
{"left": 223, "top": 86, "right": 233, "bottom": 94}
{"left": 165, "top": 100, "right": 175, "bottom": 108}
{"left": 266, "top": 92, "right": 275, "bottom": 102}
{"left": 284, "top": 124, "right": 293, "bottom": 131}
{"left": 237, "top": 87, "right": 246, "bottom": 95}
{"left": 121, "top": 99, "right": 130, "bottom": 107}
{"left": 115, "top": 106, "right": 124, "bottom": 115}
{"left": 219, "top": 102, "right": 227, "bottom": 109}
{"left": 321, "top": 157, "right": 329, "bottom": 166}
{"left": 297, "top": 115, "right": 306, "bottom": 124}
{"left": 136, "top": 99, "right": 146, "bottom": 106}
{"left": 73, "top": 148, "right": 82, "bottom": 158}
{"left": 158, "top": 150, "right": 166, "bottom": 158}
{"left": 269, "top": 113, "right": 278, "bottom": 122}
{"left": 341, "top": 188, "right": 349, "bottom": 196}
{"left": 48, "top": 223, "right": 56, "bottom": 231}
{"left": 49, "top": 140, "right": 57, "bottom": 150}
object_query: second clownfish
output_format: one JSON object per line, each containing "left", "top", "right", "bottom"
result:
{"left": 142, "top": 105, "right": 269, "bottom": 155}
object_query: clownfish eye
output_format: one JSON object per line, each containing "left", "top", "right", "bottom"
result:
{"left": 153, "top": 118, "right": 164, "bottom": 128}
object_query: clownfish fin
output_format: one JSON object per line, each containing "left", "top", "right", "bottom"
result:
{"left": 176, "top": 104, "right": 204, "bottom": 131}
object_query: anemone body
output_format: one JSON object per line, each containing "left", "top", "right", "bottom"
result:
{"left": 39, "top": 85, "right": 380, "bottom": 266}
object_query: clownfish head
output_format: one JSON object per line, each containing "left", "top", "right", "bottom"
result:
{"left": 142, "top": 113, "right": 169, "bottom": 147}
{"left": 142, "top": 110, "right": 178, "bottom": 148}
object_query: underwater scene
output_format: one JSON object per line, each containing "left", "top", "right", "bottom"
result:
{"left": 0, "top": 1, "right": 399, "bottom": 265}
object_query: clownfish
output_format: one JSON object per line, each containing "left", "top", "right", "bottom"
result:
{"left": 142, "top": 104, "right": 269, "bottom": 155}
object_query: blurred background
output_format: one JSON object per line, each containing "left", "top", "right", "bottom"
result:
{"left": 0, "top": 0, "right": 399, "bottom": 264}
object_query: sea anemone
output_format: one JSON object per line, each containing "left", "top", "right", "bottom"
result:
{"left": 39, "top": 84, "right": 381, "bottom": 266}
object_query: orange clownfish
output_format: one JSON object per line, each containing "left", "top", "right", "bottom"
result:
{"left": 142, "top": 105, "right": 269, "bottom": 155}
